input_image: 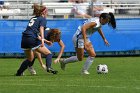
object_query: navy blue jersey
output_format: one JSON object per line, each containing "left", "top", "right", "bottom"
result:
{"left": 21, "top": 16, "right": 46, "bottom": 49}
{"left": 23, "top": 16, "right": 46, "bottom": 37}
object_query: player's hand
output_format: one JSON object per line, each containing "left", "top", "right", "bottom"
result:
{"left": 54, "top": 58, "right": 60, "bottom": 64}
{"left": 41, "top": 64, "right": 46, "bottom": 70}
{"left": 84, "top": 42, "right": 89, "bottom": 49}
{"left": 46, "top": 41, "right": 53, "bottom": 46}
{"left": 104, "top": 39, "right": 110, "bottom": 46}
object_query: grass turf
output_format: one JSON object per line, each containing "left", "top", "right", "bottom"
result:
{"left": 0, "top": 57, "right": 140, "bottom": 93}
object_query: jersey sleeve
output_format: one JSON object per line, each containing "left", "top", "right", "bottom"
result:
{"left": 40, "top": 17, "right": 47, "bottom": 27}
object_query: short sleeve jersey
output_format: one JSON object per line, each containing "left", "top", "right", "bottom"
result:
{"left": 74, "top": 17, "right": 101, "bottom": 39}
{"left": 23, "top": 16, "right": 46, "bottom": 37}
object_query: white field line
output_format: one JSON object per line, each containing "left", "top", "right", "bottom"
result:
{"left": 66, "top": 85, "right": 127, "bottom": 89}
{"left": 1, "top": 79, "right": 140, "bottom": 82}
{"left": 0, "top": 83, "right": 140, "bottom": 90}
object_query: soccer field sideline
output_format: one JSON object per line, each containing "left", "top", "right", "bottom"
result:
{"left": 0, "top": 57, "right": 140, "bottom": 93}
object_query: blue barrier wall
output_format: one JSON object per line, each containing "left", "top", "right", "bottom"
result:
{"left": 0, "top": 18, "right": 140, "bottom": 53}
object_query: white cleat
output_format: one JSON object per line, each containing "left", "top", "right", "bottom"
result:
{"left": 81, "top": 70, "right": 90, "bottom": 75}
{"left": 59, "top": 58, "right": 66, "bottom": 70}
{"left": 28, "top": 66, "right": 37, "bottom": 75}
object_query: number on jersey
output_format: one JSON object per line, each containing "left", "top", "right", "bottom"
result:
{"left": 28, "top": 18, "right": 37, "bottom": 27}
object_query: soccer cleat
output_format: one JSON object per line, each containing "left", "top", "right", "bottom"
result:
{"left": 15, "top": 72, "right": 24, "bottom": 76}
{"left": 15, "top": 73, "right": 22, "bottom": 76}
{"left": 21, "top": 72, "right": 25, "bottom": 76}
{"left": 47, "top": 68, "right": 58, "bottom": 74}
{"left": 59, "top": 58, "right": 66, "bottom": 70}
{"left": 81, "top": 70, "right": 90, "bottom": 75}
{"left": 28, "top": 66, "right": 37, "bottom": 75}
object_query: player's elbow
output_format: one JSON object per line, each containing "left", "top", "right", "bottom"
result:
{"left": 61, "top": 44, "right": 65, "bottom": 49}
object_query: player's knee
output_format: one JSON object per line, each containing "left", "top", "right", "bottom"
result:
{"left": 44, "top": 51, "right": 51, "bottom": 55}
{"left": 90, "top": 53, "right": 96, "bottom": 57}
{"left": 27, "top": 58, "right": 34, "bottom": 62}
{"left": 88, "top": 56, "right": 94, "bottom": 61}
{"left": 78, "top": 57, "right": 83, "bottom": 61}
{"left": 27, "top": 56, "right": 35, "bottom": 62}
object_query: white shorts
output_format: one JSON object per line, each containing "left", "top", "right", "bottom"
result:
{"left": 72, "top": 35, "right": 91, "bottom": 48}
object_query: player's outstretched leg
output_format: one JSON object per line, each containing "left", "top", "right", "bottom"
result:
{"left": 60, "top": 56, "right": 78, "bottom": 70}
{"left": 59, "top": 58, "right": 66, "bottom": 70}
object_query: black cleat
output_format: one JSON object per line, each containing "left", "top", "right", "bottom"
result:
{"left": 15, "top": 72, "right": 24, "bottom": 76}
{"left": 47, "top": 68, "right": 58, "bottom": 74}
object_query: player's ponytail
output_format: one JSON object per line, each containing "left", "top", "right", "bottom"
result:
{"left": 100, "top": 13, "right": 116, "bottom": 29}
{"left": 108, "top": 12, "right": 116, "bottom": 29}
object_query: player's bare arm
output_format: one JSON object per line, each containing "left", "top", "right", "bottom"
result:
{"left": 40, "top": 26, "right": 45, "bottom": 47}
{"left": 54, "top": 40, "right": 65, "bottom": 63}
{"left": 81, "top": 22, "right": 97, "bottom": 49}
{"left": 98, "top": 28, "right": 110, "bottom": 46}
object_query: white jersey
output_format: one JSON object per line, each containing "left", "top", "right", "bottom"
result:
{"left": 73, "top": 17, "right": 101, "bottom": 39}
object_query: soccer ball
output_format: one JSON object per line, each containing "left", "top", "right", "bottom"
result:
{"left": 97, "top": 64, "right": 108, "bottom": 74}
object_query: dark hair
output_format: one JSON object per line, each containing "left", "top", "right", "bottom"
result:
{"left": 100, "top": 13, "right": 116, "bottom": 29}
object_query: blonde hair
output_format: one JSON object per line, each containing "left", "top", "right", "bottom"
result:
{"left": 32, "top": 4, "right": 47, "bottom": 16}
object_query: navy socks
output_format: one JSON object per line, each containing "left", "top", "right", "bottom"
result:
{"left": 16, "top": 59, "right": 31, "bottom": 76}
{"left": 28, "top": 58, "right": 35, "bottom": 67}
{"left": 45, "top": 54, "right": 53, "bottom": 69}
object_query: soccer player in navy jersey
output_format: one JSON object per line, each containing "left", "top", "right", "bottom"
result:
{"left": 27, "top": 28, "right": 65, "bottom": 75}
{"left": 16, "top": 4, "right": 58, "bottom": 76}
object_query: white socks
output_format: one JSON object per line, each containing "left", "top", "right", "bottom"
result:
{"left": 63, "top": 56, "right": 94, "bottom": 72}
{"left": 63, "top": 56, "right": 79, "bottom": 64}
{"left": 82, "top": 56, "right": 94, "bottom": 71}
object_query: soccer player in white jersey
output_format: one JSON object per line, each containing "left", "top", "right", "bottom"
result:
{"left": 60, "top": 12, "right": 116, "bottom": 75}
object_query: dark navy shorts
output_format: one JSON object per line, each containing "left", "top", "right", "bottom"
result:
{"left": 21, "top": 35, "right": 41, "bottom": 50}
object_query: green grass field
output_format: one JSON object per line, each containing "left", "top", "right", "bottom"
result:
{"left": 0, "top": 57, "right": 140, "bottom": 93}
